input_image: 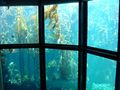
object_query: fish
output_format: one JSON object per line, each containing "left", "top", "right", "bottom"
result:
{"left": 9, "top": 49, "right": 13, "bottom": 53}
{"left": 11, "top": 35, "right": 15, "bottom": 38}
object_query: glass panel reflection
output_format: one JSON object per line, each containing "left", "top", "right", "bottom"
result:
{"left": 0, "top": 6, "right": 38, "bottom": 44}
{"left": 87, "top": 0, "right": 119, "bottom": 51}
{"left": 46, "top": 49, "right": 78, "bottom": 90}
{"left": 44, "top": 3, "right": 78, "bottom": 45}
{"left": 0, "top": 48, "right": 40, "bottom": 90}
{"left": 86, "top": 54, "right": 116, "bottom": 90}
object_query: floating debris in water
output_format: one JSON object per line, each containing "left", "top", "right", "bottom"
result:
{"left": 91, "top": 83, "right": 114, "bottom": 90}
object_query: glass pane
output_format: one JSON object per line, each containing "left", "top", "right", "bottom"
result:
{"left": 46, "top": 49, "right": 78, "bottom": 90}
{"left": 44, "top": 3, "right": 78, "bottom": 45}
{"left": 0, "top": 48, "right": 40, "bottom": 90}
{"left": 0, "top": 6, "right": 38, "bottom": 44}
{"left": 87, "top": 0, "right": 119, "bottom": 51}
{"left": 86, "top": 54, "right": 116, "bottom": 90}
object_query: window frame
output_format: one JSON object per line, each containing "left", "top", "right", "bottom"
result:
{"left": 0, "top": 0, "right": 119, "bottom": 90}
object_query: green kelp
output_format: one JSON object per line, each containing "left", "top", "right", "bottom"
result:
{"left": 7, "top": 61, "right": 36, "bottom": 85}
{"left": 30, "top": 12, "right": 39, "bottom": 43}
{"left": 48, "top": 60, "right": 57, "bottom": 68}
{"left": 8, "top": 62, "right": 21, "bottom": 85}
{"left": 44, "top": 4, "right": 58, "bottom": 30}
{"left": 45, "top": 4, "right": 63, "bottom": 44}
{"left": 16, "top": 7, "right": 39, "bottom": 43}
{"left": 59, "top": 50, "right": 77, "bottom": 80}
{"left": 47, "top": 60, "right": 60, "bottom": 80}
{"left": 59, "top": 51, "right": 71, "bottom": 80}
{"left": 16, "top": 7, "right": 28, "bottom": 44}
{"left": 16, "top": 7, "right": 28, "bottom": 32}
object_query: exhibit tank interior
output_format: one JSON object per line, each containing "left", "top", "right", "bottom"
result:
{"left": 0, "top": 6, "right": 40, "bottom": 90}
{"left": 0, "top": 0, "right": 119, "bottom": 90}
{"left": 87, "top": 0, "right": 118, "bottom": 90}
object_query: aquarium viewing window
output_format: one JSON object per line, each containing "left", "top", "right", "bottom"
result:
{"left": 0, "top": 0, "right": 120, "bottom": 90}
{"left": 87, "top": 0, "right": 119, "bottom": 51}
{"left": 46, "top": 49, "right": 78, "bottom": 90}
{"left": 86, "top": 54, "right": 116, "bottom": 90}
{"left": 44, "top": 3, "right": 79, "bottom": 45}
{"left": 1, "top": 48, "right": 40, "bottom": 90}
{"left": 0, "top": 6, "right": 39, "bottom": 44}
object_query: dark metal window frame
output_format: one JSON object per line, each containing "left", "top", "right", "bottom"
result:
{"left": 0, "top": 0, "right": 119, "bottom": 90}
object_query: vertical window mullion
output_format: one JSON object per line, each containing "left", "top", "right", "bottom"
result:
{"left": 79, "top": 1, "right": 88, "bottom": 90}
{"left": 39, "top": 3, "right": 46, "bottom": 90}
{"left": 82, "top": 2, "right": 88, "bottom": 90}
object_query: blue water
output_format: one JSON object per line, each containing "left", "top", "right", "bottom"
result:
{"left": 87, "top": 54, "right": 116, "bottom": 90}
{"left": 88, "top": 0, "right": 119, "bottom": 51}
{"left": 0, "top": 1, "right": 119, "bottom": 90}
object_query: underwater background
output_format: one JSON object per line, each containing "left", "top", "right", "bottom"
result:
{"left": 0, "top": 0, "right": 119, "bottom": 90}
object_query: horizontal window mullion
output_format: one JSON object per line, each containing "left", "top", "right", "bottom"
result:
{"left": 0, "top": 44, "right": 40, "bottom": 49}
{"left": 87, "top": 47, "right": 118, "bottom": 61}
